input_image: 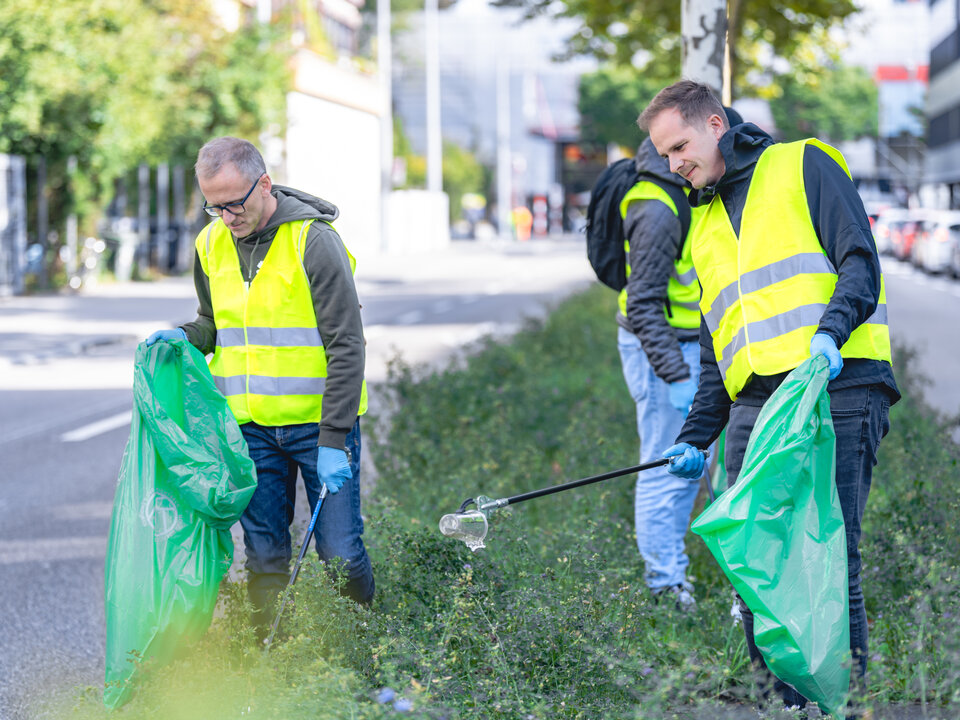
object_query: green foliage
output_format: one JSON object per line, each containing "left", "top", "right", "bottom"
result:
{"left": 53, "top": 288, "right": 960, "bottom": 718}
{"left": 767, "top": 62, "right": 878, "bottom": 142}
{"left": 492, "top": 0, "right": 860, "bottom": 96}
{"left": 442, "top": 140, "right": 486, "bottom": 222}
{"left": 393, "top": 116, "right": 487, "bottom": 221}
{"left": 0, "top": 0, "right": 291, "bottom": 241}
{"left": 577, "top": 66, "right": 664, "bottom": 149}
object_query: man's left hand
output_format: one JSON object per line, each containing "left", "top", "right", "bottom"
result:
{"left": 668, "top": 378, "right": 697, "bottom": 416}
{"left": 810, "top": 333, "right": 843, "bottom": 380}
{"left": 316, "top": 446, "right": 351, "bottom": 494}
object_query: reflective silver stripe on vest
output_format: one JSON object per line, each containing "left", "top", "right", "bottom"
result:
{"left": 717, "top": 302, "right": 889, "bottom": 378}
{"left": 671, "top": 266, "right": 697, "bottom": 285}
{"left": 703, "top": 253, "right": 836, "bottom": 332}
{"left": 216, "top": 327, "right": 323, "bottom": 348}
{"left": 213, "top": 374, "right": 327, "bottom": 397}
{"left": 673, "top": 299, "right": 701, "bottom": 312}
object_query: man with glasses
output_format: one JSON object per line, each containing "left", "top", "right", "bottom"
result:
{"left": 146, "top": 137, "right": 373, "bottom": 636}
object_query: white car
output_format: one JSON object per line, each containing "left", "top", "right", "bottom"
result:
{"left": 919, "top": 210, "right": 960, "bottom": 275}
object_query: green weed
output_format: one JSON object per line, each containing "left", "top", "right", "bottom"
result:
{"left": 50, "top": 285, "right": 960, "bottom": 719}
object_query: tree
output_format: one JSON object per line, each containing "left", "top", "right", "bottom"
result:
{"left": 0, "top": 0, "right": 291, "bottom": 275}
{"left": 577, "top": 66, "right": 666, "bottom": 149}
{"left": 489, "top": 0, "right": 860, "bottom": 96}
{"left": 768, "top": 62, "right": 878, "bottom": 142}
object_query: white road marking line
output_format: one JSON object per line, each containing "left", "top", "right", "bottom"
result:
{"left": 51, "top": 501, "right": 115, "bottom": 521}
{"left": 60, "top": 410, "right": 132, "bottom": 443}
{"left": 0, "top": 537, "right": 107, "bottom": 565}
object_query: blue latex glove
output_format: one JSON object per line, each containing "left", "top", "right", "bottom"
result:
{"left": 668, "top": 377, "right": 697, "bottom": 416}
{"left": 810, "top": 332, "right": 843, "bottom": 380}
{"left": 316, "top": 446, "right": 351, "bottom": 494}
{"left": 663, "top": 442, "right": 705, "bottom": 479}
{"left": 145, "top": 328, "right": 187, "bottom": 346}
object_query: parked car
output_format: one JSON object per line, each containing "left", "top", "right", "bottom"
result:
{"left": 883, "top": 210, "right": 923, "bottom": 261}
{"left": 872, "top": 207, "right": 909, "bottom": 256}
{"left": 919, "top": 210, "right": 960, "bottom": 275}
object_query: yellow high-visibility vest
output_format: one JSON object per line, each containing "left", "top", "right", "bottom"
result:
{"left": 196, "top": 218, "right": 368, "bottom": 426}
{"left": 618, "top": 180, "right": 703, "bottom": 330}
{"left": 692, "top": 138, "right": 891, "bottom": 400}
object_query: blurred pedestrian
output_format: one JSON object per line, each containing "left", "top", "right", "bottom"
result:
{"left": 146, "top": 137, "right": 373, "bottom": 636}
{"left": 640, "top": 80, "right": 899, "bottom": 712}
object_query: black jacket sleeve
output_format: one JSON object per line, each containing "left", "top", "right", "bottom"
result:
{"left": 675, "top": 318, "right": 731, "bottom": 448}
{"left": 622, "top": 198, "right": 692, "bottom": 383}
{"left": 804, "top": 145, "right": 882, "bottom": 347}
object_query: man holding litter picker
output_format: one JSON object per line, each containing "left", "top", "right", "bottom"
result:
{"left": 640, "top": 80, "right": 899, "bottom": 714}
{"left": 145, "top": 137, "right": 374, "bottom": 638}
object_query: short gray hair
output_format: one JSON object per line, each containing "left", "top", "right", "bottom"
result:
{"left": 195, "top": 137, "right": 266, "bottom": 182}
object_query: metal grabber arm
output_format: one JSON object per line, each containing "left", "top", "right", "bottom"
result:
{"left": 439, "top": 451, "right": 709, "bottom": 551}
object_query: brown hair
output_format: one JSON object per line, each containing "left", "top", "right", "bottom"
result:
{"left": 638, "top": 80, "right": 727, "bottom": 132}
{"left": 195, "top": 137, "right": 266, "bottom": 182}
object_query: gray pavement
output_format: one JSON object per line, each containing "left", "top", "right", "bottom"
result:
{"left": 0, "top": 235, "right": 596, "bottom": 720}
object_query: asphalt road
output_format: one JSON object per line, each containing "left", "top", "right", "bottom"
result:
{"left": 0, "top": 237, "right": 593, "bottom": 719}
{"left": 0, "top": 247, "right": 956, "bottom": 719}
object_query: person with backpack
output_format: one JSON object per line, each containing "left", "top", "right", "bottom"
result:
{"left": 589, "top": 110, "right": 736, "bottom": 606}
{"left": 614, "top": 134, "right": 709, "bottom": 608}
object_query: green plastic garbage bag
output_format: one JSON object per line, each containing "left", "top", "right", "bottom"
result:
{"left": 691, "top": 356, "right": 850, "bottom": 716}
{"left": 104, "top": 338, "right": 257, "bottom": 709}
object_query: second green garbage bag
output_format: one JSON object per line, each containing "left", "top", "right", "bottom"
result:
{"left": 104, "top": 338, "right": 257, "bottom": 709}
{"left": 691, "top": 356, "right": 850, "bottom": 716}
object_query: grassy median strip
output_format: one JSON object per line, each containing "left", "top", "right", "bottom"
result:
{"left": 60, "top": 284, "right": 960, "bottom": 719}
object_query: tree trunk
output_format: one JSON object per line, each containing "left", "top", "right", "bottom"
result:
{"left": 681, "top": 0, "right": 727, "bottom": 99}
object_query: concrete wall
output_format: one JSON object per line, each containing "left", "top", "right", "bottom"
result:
{"left": 285, "top": 90, "right": 382, "bottom": 262}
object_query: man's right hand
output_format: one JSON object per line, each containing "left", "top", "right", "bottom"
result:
{"left": 145, "top": 328, "right": 187, "bottom": 346}
{"left": 663, "top": 443, "right": 705, "bottom": 479}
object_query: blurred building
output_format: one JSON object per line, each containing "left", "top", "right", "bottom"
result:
{"left": 391, "top": 0, "right": 595, "bottom": 234}
{"left": 214, "top": 0, "right": 385, "bottom": 259}
{"left": 926, "top": 0, "right": 960, "bottom": 207}
{"left": 841, "top": 0, "right": 929, "bottom": 202}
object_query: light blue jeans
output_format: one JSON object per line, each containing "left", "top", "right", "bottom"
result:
{"left": 617, "top": 326, "right": 702, "bottom": 591}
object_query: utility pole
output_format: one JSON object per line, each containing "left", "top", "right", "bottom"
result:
{"left": 156, "top": 163, "right": 169, "bottom": 272}
{"left": 379, "top": 0, "right": 393, "bottom": 251}
{"left": 496, "top": 56, "right": 512, "bottom": 241}
{"left": 424, "top": 0, "right": 442, "bottom": 193}
{"left": 36, "top": 158, "right": 48, "bottom": 288}
{"left": 65, "top": 156, "right": 78, "bottom": 281}
{"left": 681, "top": 0, "right": 728, "bottom": 102}
{"left": 137, "top": 164, "right": 150, "bottom": 274}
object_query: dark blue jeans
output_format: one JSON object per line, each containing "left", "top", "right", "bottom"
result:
{"left": 239, "top": 418, "right": 375, "bottom": 628}
{"left": 724, "top": 384, "right": 891, "bottom": 709}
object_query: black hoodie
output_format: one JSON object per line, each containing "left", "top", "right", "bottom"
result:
{"left": 676, "top": 124, "right": 900, "bottom": 450}
{"left": 616, "top": 137, "right": 698, "bottom": 383}
{"left": 181, "top": 185, "right": 365, "bottom": 451}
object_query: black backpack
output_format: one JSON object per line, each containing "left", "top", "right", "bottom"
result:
{"left": 585, "top": 158, "right": 692, "bottom": 291}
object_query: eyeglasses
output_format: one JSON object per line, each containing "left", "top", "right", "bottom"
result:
{"left": 202, "top": 173, "right": 265, "bottom": 218}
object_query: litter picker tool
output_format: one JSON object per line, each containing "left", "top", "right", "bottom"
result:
{"left": 440, "top": 451, "right": 708, "bottom": 551}
{"left": 264, "top": 483, "right": 329, "bottom": 649}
